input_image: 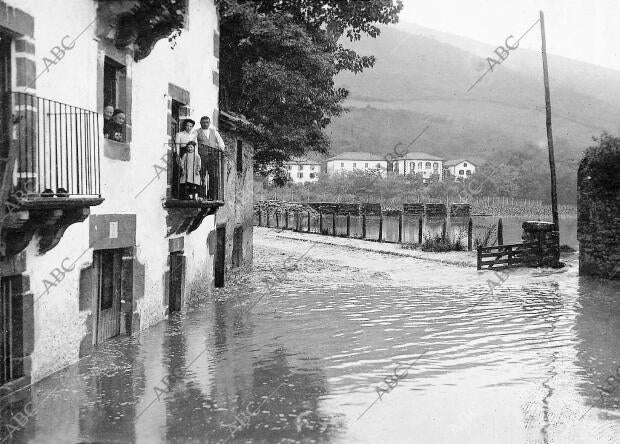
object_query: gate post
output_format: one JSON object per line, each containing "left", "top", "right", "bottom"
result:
{"left": 398, "top": 213, "right": 403, "bottom": 243}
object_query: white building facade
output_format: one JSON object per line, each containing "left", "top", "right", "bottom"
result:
{"left": 285, "top": 159, "right": 322, "bottom": 183}
{"left": 326, "top": 152, "right": 387, "bottom": 176}
{"left": 392, "top": 152, "right": 444, "bottom": 181}
{"left": 0, "top": 0, "right": 253, "bottom": 396}
{"left": 444, "top": 159, "right": 477, "bottom": 181}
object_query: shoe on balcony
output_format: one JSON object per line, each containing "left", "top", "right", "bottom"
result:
{"left": 56, "top": 188, "right": 69, "bottom": 198}
{"left": 42, "top": 188, "right": 55, "bottom": 197}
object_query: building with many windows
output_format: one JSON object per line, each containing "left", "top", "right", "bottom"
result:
{"left": 392, "top": 152, "right": 444, "bottom": 181}
{"left": 325, "top": 152, "right": 387, "bottom": 176}
{"left": 0, "top": 0, "right": 252, "bottom": 396}
{"left": 444, "top": 159, "right": 477, "bottom": 181}
{"left": 284, "top": 156, "right": 322, "bottom": 183}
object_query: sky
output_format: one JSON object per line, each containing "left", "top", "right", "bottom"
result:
{"left": 399, "top": 0, "right": 620, "bottom": 72}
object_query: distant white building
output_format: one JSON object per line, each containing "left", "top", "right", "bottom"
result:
{"left": 326, "top": 152, "right": 387, "bottom": 176}
{"left": 392, "top": 152, "right": 444, "bottom": 181}
{"left": 444, "top": 159, "right": 477, "bottom": 181}
{"left": 284, "top": 157, "right": 323, "bottom": 183}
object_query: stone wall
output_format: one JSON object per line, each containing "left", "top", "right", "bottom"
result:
{"left": 577, "top": 139, "right": 620, "bottom": 279}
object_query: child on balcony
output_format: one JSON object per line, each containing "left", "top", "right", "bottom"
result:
{"left": 179, "top": 141, "right": 202, "bottom": 200}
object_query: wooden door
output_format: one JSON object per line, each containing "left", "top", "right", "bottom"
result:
{"left": 214, "top": 226, "right": 226, "bottom": 288}
{"left": 95, "top": 250, "right": 122, "bottom": 344}
{"left": 0, "top": 276, "right": 22, "bottom": 385}
{"left": 169, "top": 253, "right": 185, "bottom": 312}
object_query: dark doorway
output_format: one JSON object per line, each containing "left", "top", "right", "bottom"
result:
{"left": 232, "top": 226, "right": 243, "bottom": 268}
{"left": 1, "top": 275, "right": 23, "bottom": 386}
{"left": 169, "top": 252, "right": 185, "bottom": 312}
{"left": 94, "top": 249, "right": 122, "bottom": 345}
{"left": 214, "top": 226, "right": 226, "bottom": 288}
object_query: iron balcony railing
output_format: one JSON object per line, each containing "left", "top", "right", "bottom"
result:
{"left": 10, "top": 91, "right": 101, "bottom": 198}
{"left": 169, "top": 142, "right": 224, "bottom": 202}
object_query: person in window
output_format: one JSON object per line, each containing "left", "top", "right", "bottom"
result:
{"left": 179, "top": 141, "right": 201, "bottom": 200}
{"left": 175, "top": 118, "right": 196, "bottom": 156}
{"left": 102, "top": 105, "right": 114, "bottom": 136}
{"left": 105, "top": 108, "right": 125, "bottom": 141}
{"left": 195, "top": 116, "right": 225, "bottom": 199}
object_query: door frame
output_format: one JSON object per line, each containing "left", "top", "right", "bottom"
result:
{"left": 214, "top": 225, "right": 226, "bottom": 288}
{"left": 92, "top": 249, "right": 123, "bottom": 345}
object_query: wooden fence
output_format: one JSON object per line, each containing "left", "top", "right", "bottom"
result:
{"left": 254, "top": 206, "right": 477, "bottom": 250}
{"left": 476, "top": 242, "right": 539, "bottom": 270}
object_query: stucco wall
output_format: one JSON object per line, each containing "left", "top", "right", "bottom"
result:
{"left": 6, "top": 0, "right": 223, "bottom": 383}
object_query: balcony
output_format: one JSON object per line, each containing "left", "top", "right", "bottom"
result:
{"left": 0, "top": 92, "right": 103, "bottom": 256}
{"left": 164, "top": 142, "right": 224, "bottom": 209}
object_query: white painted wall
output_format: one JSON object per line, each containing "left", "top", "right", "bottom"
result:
{"left": 393, "top": 159, "right": 443, "bottom": 180}
{"left": 285, "top": 163, "right": 322, "bottom": 183}
{"left": 11, "top": 0, "right": 221, "bottom": 382}
{"left": 326, "top": 159, "right": 387, "bottom": 176}
{"left": 447, "top": 161, "right": 477, "bottom": 180}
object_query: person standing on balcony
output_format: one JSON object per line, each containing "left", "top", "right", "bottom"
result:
{"left": 179, "top": 141, "right": 201, "bottom": 200}
{"left": 195, "top": 116, "right": 225, "bottom": 200}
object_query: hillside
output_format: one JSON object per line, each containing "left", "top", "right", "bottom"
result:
{"left": 326, "top": 25, "right": 620, "bottom": 164}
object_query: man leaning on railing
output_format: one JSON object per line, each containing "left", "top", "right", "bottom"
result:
{"left": 195, "top": 116, "right": 225, "bottom": 200}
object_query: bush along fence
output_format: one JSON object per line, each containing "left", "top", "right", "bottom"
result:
{"left": 254, "top": 201, "right": 561, "bottom": 270}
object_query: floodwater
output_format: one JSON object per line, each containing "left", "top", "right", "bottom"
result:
{"left": 1, "top": 234, "right": 618, "bottom": 443}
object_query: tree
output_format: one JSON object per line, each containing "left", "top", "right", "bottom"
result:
{"left": 218, "top": 0, "right": 403, "bottom": 171}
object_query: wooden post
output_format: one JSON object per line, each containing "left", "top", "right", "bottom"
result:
{"left": 332, "top": 212, "right": 337, "bottom": 236}
{"left": 362, "top": 214, "right": 367, "bottom": 239}
{"left": 307, "top": 211, "right": 311, "bottom": 232}
{"left": 275, "top": 210, "right": 280, "bottom": 228}
{"left": 378, "top": 213, "right": 383, "bottom": 242}
{"left": 540, "top": 10, "right": 560, "bottom": 232}
{"left": 441, "top": 219, "right": 447, "bottom": 240}
{"left": 284, "top": 210, "right": 289, "bottom": 229}
{"left": 266, "top": 208, "right": 270, "bottom": 228}
{"left": 258, "top": 209, "right": 262, "bottom": 227}
{"left": 418, "top": 218, "right": 423, "bottom": 244}
{"left": 295, "top": 211, "right": 299, "bottom": 231}
{"left": 346, "top": 213, "right": 351, "bottom": 238}
{"left": 468, "top": 218, "right": 473, "bottom": 251}
{"left": 477, "top": 246, "right": 482, "bottom": 270}
{"left": 319, "top": 212, "right": 323, "bottom": 234}
{"left": 497, "top": 218, "right": 504, "bottom": 245}
{"left": 398, "top": 213, "right": 403, "bottom": 243}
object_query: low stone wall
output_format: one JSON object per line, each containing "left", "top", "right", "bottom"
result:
{"left": 522, "top": 221, "right": 560, "bottom": 268}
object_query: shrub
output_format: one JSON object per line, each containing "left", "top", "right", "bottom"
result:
{"left": 420, "top": 233, "right": 465, "bottom": 252}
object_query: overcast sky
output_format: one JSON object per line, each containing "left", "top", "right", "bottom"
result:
{"left": 399, "top": 0, "right": 620, "bottom": 72}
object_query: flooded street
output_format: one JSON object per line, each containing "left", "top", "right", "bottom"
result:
{"left": 1, "top": 228, "right": 619, "bottom": 443}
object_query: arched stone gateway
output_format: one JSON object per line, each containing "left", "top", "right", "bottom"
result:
{"left": 577, "top": 134, "right": 620, "bottom": 280}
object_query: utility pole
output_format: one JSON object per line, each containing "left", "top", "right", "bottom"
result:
{"left": 540, "top": 11, "right": 559, "bottom": 231}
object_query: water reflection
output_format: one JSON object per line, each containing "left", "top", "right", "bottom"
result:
{"left": 0, "top": 248, "right": 618, "bottom": 443}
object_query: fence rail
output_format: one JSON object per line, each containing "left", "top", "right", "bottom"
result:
{"left": 11, "top": 91, "right": 101, "bottom": 197}
{"left": 476, "top": 242, "right": 539, "bottom": 270}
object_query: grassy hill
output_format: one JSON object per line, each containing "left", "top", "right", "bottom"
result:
{"left": 326, "top": 25, "right": 620, "bottom": 164}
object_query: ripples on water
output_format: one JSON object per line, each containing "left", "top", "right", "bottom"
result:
{"left": 1, "top": 260, "right": 619, "bottom": 443}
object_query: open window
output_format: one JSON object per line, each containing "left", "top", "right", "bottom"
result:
{"left": 103, "top": 57, "right": 128, "bottom": 142}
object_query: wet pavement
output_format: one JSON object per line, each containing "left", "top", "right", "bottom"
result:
{"left": 1, "top": 230, "right": 620, "bottom": 443}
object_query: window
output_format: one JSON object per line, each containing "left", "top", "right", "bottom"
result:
{"left": 310, "top": 165, "right": 315, "bottom": 171}
{"left": 236, "top": 140, "right": 243, "bottom": 173}
{"left": 297, "top": 172, "right": 303, "bottom": 179}
{"left": 394, "top": 163, "right": 399, "bottom": 172}
{"left": 459, "top": 169, "right": 465, "bottom": 175}
{"left": 463, "top": 162, "right": 468, "bottom": 167}
{"left": 433, "top": 162, "right": 438, "bottom": 169}
{"left": 340, "top": 162, "right": 344, "bottom": 167}
{"left": 287, "top": 165, "right": 292, "bottom": 170}
{"left": 353, "top": 163, "right": 356, "bottom": 168}
{"left": 425, "top": 162, "right": 431, "bottom": 168}
{"left": 410, "top": 162, "right": 414, "bottom": 169}
{"left": 376, "top": 163, "right": 380, "bottom": 168}
{"left": 466, "top": 170, "right": 472, "bottom": 175}
{"left": 103, "top": 57, "right": 127, "bottom": 142}
{"left": 309, "top": 173, "right": 315, "bottom": 179}
{"left": 418, "top": 162, "right": 422, "bottom": 169}
{"left": 365, "top": 163, "right": 368, "bottom": 167}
